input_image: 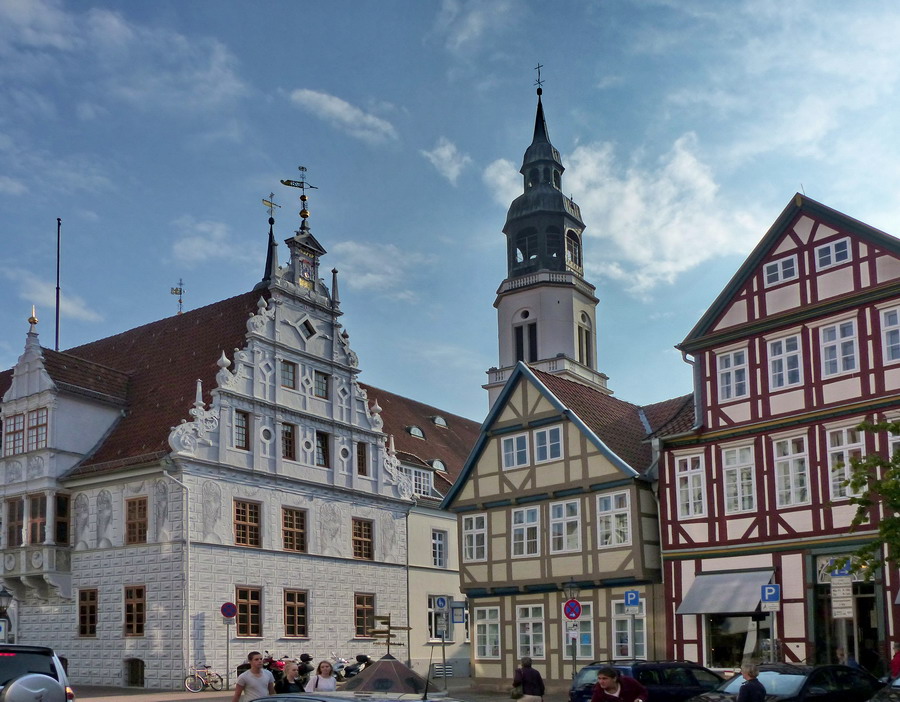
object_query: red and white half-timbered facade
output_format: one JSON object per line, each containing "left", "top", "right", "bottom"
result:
{"left": 658, "top": 194, "right": 900, "bottom": 674}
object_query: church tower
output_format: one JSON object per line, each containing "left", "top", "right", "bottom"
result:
{"left": 485, "top": 87, "right": 610, "bottom": 406}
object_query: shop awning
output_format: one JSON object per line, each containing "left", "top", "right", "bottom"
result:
{"left": 676, "top": 570, "right": 774, "bottom": 614}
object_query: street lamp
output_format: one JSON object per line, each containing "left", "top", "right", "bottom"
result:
{"left": 562, "top": 579, "right": 581, "bottom": 678}
{"left": 0, "top": 588, "right": 13, "bottom": 617}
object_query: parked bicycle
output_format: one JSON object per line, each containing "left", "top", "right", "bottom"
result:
{"left": 184, "top": 663, "right": 224, "bottom": 693}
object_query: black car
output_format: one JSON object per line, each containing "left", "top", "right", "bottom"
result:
{"left": 685, "top": 663, "right": 883, "bottom": 702}
{"left": 569, "top": 660, "right": 724, "bottom": 702}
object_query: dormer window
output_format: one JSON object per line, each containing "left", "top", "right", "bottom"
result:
{"left": 3, "top": 408, "right": 48, "bottom": 456}
{"left": 401, "top": 466, "right": 434, "bottom": 497}
{"left": 408, "top": 426, "right": 425, "bottom": 439}
{"left": 432, "top": 416, "right": 448, "bottom": 428}
{"left": 431, "top": 459, "right": 446, "bottom": 472}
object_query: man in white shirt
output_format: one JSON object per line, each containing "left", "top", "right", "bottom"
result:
{"left": 232, "top": 651, "right": 275, "bottom": 702}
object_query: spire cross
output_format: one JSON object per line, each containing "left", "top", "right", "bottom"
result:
{"left": 534, "top": 63, "right": 544, "bottom": 89}
{"left": 261, "top": 192, "right": 281, "bottom": 219}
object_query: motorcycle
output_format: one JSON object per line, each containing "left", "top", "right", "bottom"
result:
{"left": 298, "top": 653, "right": 314, "bottom": 687}
{"left": 236, "top": 650, "right": 285, "bottom": 682}
{"left": 343, "top": 654, "right": 371, "bottom": 678}
{"left": 330, "top": 652, "right": 350, "bottom": 681}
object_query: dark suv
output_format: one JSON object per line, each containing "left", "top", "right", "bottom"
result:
{"left": 569, "top": 660, "right": 723, "bottom": 702}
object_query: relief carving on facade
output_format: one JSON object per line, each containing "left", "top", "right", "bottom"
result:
{"left": 201, "top": 480, "right": 223, "bottom": 543}
{"left": 383, "top": 449, "right": 413, "bottom": 500}
{"left": 26, "top": 455, "right": 43, "bottom": 479}
{"left": 154, "top": 480, "right": 170, "bottom": 541}
{"left": 168, "top": 380, "right": 220, "bottom": 455}
{"left": 73, "top": 493, "right": 89, "bottom": 550}
{"left": 246, "top": 297, "right": 274, "bottom": 333}
{"left": 6, "top": 460, "right": 22, "bottom": 483}
{"left": 337, "top": 329, "right": 359, "bottom": 368}
{"left": 319, "top": 501, "right": 345, "bottom": 557}
{"left": 96, "top": 489, "right": 113, "bottom": 548}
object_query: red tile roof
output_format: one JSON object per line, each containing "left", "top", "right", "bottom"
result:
{"left": 643, "top": 393, "right": 695, "bottom": 439}
{"left": 532, "top": 369, "right": 651, "bottom": 469}
{"left": 361, "top": 383, "right": 481, "bottom": 489}
{"left": 1, "top": 289, "right": 479, "bottom": 487}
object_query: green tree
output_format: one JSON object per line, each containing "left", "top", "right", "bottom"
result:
{"left": 838, "top": 420, "right": 900, "bottom": 576}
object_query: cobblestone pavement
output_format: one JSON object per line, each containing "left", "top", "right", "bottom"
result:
{"left": 73, "top": 678, "right": 569, "bottom": 702}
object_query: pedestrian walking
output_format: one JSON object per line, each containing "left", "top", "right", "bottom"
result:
{"left": 591, "top": 666, "right": 647, "bottom": 702}
{"left": 736, "top": 663, "right": 766, "bottom": 702}
{"left": 305, "top": 660, "right": 338, "bottom": 692}
{"left": 232, "top": 651, "right": 275, "bottom": 702}
{"left": 513, "top": 656, "right": 544, "bottom": 702}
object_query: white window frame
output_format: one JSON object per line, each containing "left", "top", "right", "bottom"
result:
{"left": 764, "top": 254, "right": 798, "bottom": 287}
{"left": 768, "top": 334, "right": 802, "bottom": 389}
{"left": 502, "top": 433, "right": 529, "bottom": 470}
{"left": 612, "top": 600, "right": 646, "bottom": 659}
{"left": 722, "top": 445, "right": 755, "bottom": 514}
{"left": 676, "top": 455, "right": 706, "bottom": 518}
{"left": 827, "top": 426, "right": 864, "bottom": 500}
{"left": 400, "top": 466, "right": 433, "bottom": 496}
{"left": 516, "top": 604, "right": 545, "bottom": 658}
{"left": 432, "top": 529, "right": 447, "bottom": 568}
{"left": 562, "top": 601, "right": 593, "bottom": 660}
{"left": 883, "top": 308, "right": 900, "bottom": 364}
{"left": 462, "top": 514, "right": 486, "bottom": 562}
{"left": 549, "top": 499, "right": 580, "bottom": 553}
{"left": 474, "top": 606, "right": 500, "bottom": 659}
{"left": 534, "top": 425, "right": 563, "bottom": 464}
{"left": 717, "top": 349, "right": 748, "bottom": 401}
{"left": 511, "top": 507, "right": 540, "bottom": 557}
{"left": 597, "top": 491, "right": 631, "bottom": 547}
{"left": 821, "top": 320, "right": 858, "bottom": 377}
{"left": 774, "top": 436, "right": 810, "bottom": 507}
{"left": 815, "top": 237, "right": 850, "bottom": 271}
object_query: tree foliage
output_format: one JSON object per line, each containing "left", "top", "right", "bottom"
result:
{"left": 839, "top": 420, "right": 900, "bottom": 576}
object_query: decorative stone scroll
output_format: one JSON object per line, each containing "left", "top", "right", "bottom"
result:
{"left": 168, "top": 380, "right": 220, "bottom": 455}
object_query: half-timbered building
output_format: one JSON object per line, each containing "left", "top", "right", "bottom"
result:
{"left": 657, "top": 194, "right": 900, "bottom": 673}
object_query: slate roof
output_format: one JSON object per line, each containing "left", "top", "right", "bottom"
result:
{"left": 1, "top": 288, "right": 478, "bottom": 487}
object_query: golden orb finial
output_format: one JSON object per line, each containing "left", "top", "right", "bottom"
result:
{"left": 28, "top": 305, "right": 38, "bottom": 327}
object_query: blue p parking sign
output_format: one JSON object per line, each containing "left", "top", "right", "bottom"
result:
{"left": 761, "top": 584, "right": 780, "bottom": 611}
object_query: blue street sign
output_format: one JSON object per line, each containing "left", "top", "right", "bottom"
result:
{"left": 435, "top": 596, "right": 448, "bottom": 610}
{"left": 624, "top": 590, "right": 640, "bottom": 607}
{"left": 761, "top": 584, "right": 781, "bottom": 603}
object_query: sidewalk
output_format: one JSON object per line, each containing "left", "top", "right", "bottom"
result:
{"left": 72, "top": 678, "right": 534, "bottom": 702}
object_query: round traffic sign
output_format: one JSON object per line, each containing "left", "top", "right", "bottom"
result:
{"left": 564, "top": 598, "right": 582, "bottom": 620}
{"left": 221, "top": 601, "right": 237, "bottom": 618}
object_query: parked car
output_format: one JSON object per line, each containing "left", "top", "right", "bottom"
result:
{"left": 685, "top": 662, "right": 883, "bottom": 702}
{"left": 860, "top": 671, "right": 900, "bottom": 702}
{"left": 569, "top": 660, "right": 724, "bottom": 702}
{"left": 0, "top": 644, "right": 74, "bottom": 701}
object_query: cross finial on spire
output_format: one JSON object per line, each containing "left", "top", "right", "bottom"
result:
{"left": 534, "top": 63, "right": 544, "bottom": 95}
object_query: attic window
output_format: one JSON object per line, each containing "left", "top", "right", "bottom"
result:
{"left": 301, "top": 320, "right": 316, "bottom": 339}
{"left": 400, "top": 466, "right": 434, "bottom": 497}
{"left": 431, "top": 459, "right": 446, "bottom": 472}
{"left": 408, "top": 426, "right": 425, "bottom": 439}
{"left": 432, "top": 416, "right": 448, "bottom": 428}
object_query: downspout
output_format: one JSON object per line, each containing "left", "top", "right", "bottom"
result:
{"left": 681, "top": 350, "right": 704, "bottom": 431}
{"left": 164, "top": 462, "right": 191, "bottom": 676}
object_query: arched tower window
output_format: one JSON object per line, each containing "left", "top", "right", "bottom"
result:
{"left": 514, "top": 310, "right": 538, "bottom": 363}
{"left": 515, "top": 230, "right": 539, "bottom": 265}
{"left": 527, "top": 169, "right": 539, "bottom": 189}
{"left": 553, "top": 170, "right": 561, "bottom": 189}
{"left": 577, "top": 312, "right": 593, "bottom": 368}
{"left": 566, "top": 231, "right": 582, "bottom": 271}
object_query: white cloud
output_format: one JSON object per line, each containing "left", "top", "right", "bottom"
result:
{"left": 0, "top": 267, "right": 103, "bottom": 322}
{"left": 566, "top": 135, "right": 761, "bottom": 295}
{"left": 420, "top": 137, "right": 472, "bottom": 185}
{"left": 433, "top": 0, "right": 519, "bottom": 54}
{"left": 170, "top": 216, "right": 254, "bottom": 268}
{"left": 482, "top": 158, "right": 520, "bottom": 208}
{"left": 290, "top": 89, "right": 398, "bottom": 145}
{"left": 330, "top": 241, "right": 433, "bottom": 301}
{"left": 0, "top": 175, "right": 26, "bottom": 195}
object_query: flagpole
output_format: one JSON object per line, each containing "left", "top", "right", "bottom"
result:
{"left": 55, "top": 217, "right": 61, "bottom": 351}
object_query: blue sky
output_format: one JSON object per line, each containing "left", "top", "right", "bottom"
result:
{"left": 3, "top": 0, "right": 900, "bottom": 422}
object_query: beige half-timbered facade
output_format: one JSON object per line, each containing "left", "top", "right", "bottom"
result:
{"left": 443, "top": 363, "right": 685, "bottom": 684}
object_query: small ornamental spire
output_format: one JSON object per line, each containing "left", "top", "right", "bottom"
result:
{"left": 256, "top": 193, "right": 281, "bottom": 290}
{"left": 280, "top": 166, "right": 318, "bottom": 223}
{"left": 28, "top": 305, "right": 38, "bottom": 331}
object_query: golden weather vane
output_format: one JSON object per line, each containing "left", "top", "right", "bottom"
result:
{"left": 261, "top": 192, "right": 281, "bottom": 218}
{"left": 280, "top": 166, "right": 318, "bottom": 220}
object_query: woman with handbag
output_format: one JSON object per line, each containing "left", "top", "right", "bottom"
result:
{"left": 512, "top": 657, "right": 544, "bottom": 702}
